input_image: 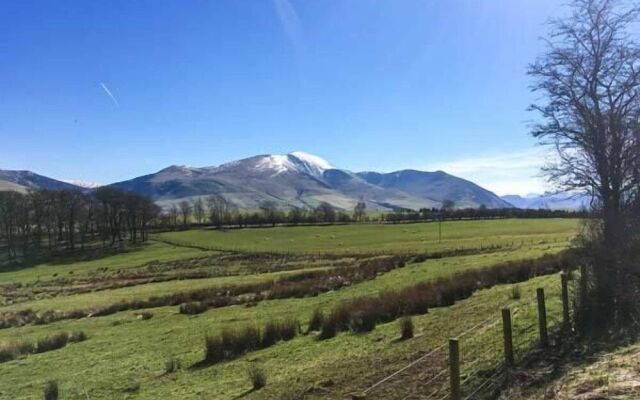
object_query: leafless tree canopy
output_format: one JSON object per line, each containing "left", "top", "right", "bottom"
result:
{"left": 529, "top": 0, "right": 640, "bottom": 231}
{"left": 529, "top": 0, "right": 640, "bottom": 332}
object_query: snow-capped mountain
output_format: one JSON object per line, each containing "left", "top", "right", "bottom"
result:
{"left": 109, "top": 151, "right": 511, "bottom": 210}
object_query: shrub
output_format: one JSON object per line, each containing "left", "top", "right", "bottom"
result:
{"left": 307, "top": 308, "right": 324, "bottom": 333}
{"left": 68, "top": 331, "right": 87, "bottom": 343}
{"left": 164, "top": 357, "right": 180, "bottom": 374}
{"left": 43, "top": 380, "right": 58, "bottom": 400}
{"left": 36, "top": 333, "right": 68, "bottom": 353}
{"left": 399, "top": 316, "right": 414, "bottom": 340}
{"left": 247, "top": 365, "right": 267, "bottom": 390}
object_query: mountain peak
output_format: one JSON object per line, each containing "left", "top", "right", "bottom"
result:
{"left": 248, "top": 152, "right": 335, "bottom": 178}
{"left": 288, "top": 151, "right": 334, "bottom": 170}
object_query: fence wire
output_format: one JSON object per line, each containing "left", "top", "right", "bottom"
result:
{"left": 358, "top": 274, "right": 572, "bottom": 400}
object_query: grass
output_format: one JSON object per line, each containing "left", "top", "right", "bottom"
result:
{"left": 0, "top": 219, "right": 579, "bottom": 399}
{"left": 0, "top": 267, "right": 332, "bottom": 314}
{"left": 157, "top": 218, "right": 579, "bottom": 254}
{"left": 0, "top": 259, "right": 567, "bottom": 399}
{"left": 0, "top": 241, "right": 216, "bottom": 284}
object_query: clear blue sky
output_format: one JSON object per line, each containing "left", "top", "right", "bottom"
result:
{"left": 0, "top": 0, "right": 565, "bottom": 195}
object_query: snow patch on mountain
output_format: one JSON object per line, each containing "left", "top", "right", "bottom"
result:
{"left": 64, "top": 179, "right": 103, "bottom": 189}
{"left": 250, "top": 152, "right": 335, "bottom": 177}
{"left": 256, "top": 155, "right": 297, "bottom": 175}
{"left": 288, "top": 151, "right": 334, "bottom": 178}
{"left": 289, "top": 151, "right": 334, "bottom": 170}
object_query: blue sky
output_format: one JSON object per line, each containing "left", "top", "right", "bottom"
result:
{"left": 0, "top": 0, "right": 564, "bottom": 195}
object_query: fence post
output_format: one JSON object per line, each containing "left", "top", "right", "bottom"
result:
{"left": 560, "top": 273, "right": 570, "bottom": 329}
{"left": 502, "top": 308, "right": 514, "bottom": 366}
{"left": 449, "top": 338, "right": 461, "bottom": 400}
{"left": 537, "top": 288, "right": 549, "bottom": 348}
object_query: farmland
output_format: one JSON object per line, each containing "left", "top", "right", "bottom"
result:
{"left": 157, "top": 218, "right": 579, "bottom": 254}
{"left": 0, "top": 219, "right": 580, "bottom": 399}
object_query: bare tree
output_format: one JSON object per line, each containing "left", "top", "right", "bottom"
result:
{"left": 315, "top": 201, "right": 336, "bottom": 223}
{"left": 207, "top": 194, "right": 233, "bottom": 228}
{"left": 178, "top": 200, "right": 192, "bottom": 227}
{"left": 192, "top": 197, "right": 205, "bottom": 224}
{"left": 353, "top": 201, "right": 366, "bottom": 222}
{"left": 168, "top": 204, "right": 179, "bottom": 230}
{"left": 441, "top": 199, "right": 455, "bottom": 211}
{"left": 529, "top": 0, "right": 640, "bottom": 330}
{"left": 259, "top": 201, "right": 280, "bottom": 227}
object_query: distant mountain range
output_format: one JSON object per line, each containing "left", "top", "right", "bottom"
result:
{"left": 2, "top": 151, "right": 590, "bottom": 211}
{"left": 107, "top": 152, "right": 512, "bottom": 210}
{"left": 500, "top": 193, "right": 591, "bottom": 210}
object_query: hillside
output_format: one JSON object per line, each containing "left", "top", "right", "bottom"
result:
{"left": 0, "top": 170, "right": 82, "bottom": 192}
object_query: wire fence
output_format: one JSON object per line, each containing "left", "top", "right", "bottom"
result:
{"left": 354, "top": 272, "right": 575, "bottom": 400}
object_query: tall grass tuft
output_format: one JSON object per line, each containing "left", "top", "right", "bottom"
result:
{"left": 43, "top": 380, "right": 58, "bottom": 400}
{"left": 35, "top": 333, "right": 68, "bottom": 353}
{"left": 511, "top": 285, "right": 521, "bottom": 300}
{"left": 247, "top": 365, "right": 267, "bottom": 390}
{"left": 204, "top": 334, "right": 224, "bottom": 364}
{"left": 307, "top": 308, "right": 324, "bottom": 333}
{"left": 399, "top": 316, "right": 414, "bottom": 340}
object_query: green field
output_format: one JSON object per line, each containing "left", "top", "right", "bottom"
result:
{"left": 157, "top": 218, "right": 580, "bottom": 254}
{"left": 0, "top": 219, "right": 580, "bottom": 399}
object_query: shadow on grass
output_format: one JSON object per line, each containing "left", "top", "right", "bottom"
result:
{"left": 0, "top": 242, "right": 148, "bottom": 274}
{"left": 501, "top": 328, "right": 640, "bottom": 397}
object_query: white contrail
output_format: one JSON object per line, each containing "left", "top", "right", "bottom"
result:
{"left": 273, "top": 0, "right": 305, "bottom": 53}
{"left": 100, "top": 82, "right": 120, "bottom": 107}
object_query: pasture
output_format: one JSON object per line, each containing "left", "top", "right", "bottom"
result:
{"left": 0, "top": 218, "right": 580, "bottom": 399}
{"left": 157, "top": 218, "right": 580, "bottom": 254}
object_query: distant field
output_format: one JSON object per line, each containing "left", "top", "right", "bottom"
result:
{"left": 157, "top": 218, "right": 580, "bottom": 254}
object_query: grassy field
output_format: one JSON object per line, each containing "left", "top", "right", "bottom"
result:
{"left": 0, "top": 219, "right": 580, "bottom": 399}
{"left": 0, "top": 241, "right": 217, "bottom": 284}
{"left": 157, "top": 218, "right": 580, "bottom": 254}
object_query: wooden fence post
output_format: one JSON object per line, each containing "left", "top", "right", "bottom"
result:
{"left": 537, "top": 288, "right": 549, "bottom": 348}
{"left": 449, "top": 338, "right": 461, "bottom": 400}
{"left": 502, "top": 308, "right": 514, "bottom": 366}
{"left": 561, "top": 273, "right": 570, "bottom": 329}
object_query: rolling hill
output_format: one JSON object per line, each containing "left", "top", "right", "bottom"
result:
{"left": 0, "top": 170, "right": 82, "bottom": 192}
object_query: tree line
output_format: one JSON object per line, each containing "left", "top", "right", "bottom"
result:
{"left": 383, "top": 206, "right": 587, "bottom": 223}
{"left": 0, "top": 187, "right": 160, "bottom": 259}
{"left": 158, "top": 195, "right": 584, "bottom": 231}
